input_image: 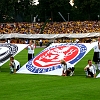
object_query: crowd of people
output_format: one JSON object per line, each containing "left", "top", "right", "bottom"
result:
{"left": 0, "top": 21, "right": 100, "bottom": 34}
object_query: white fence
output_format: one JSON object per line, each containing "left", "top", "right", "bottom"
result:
{"left": 0, "top": 33, "right": 100, "bottom": 39}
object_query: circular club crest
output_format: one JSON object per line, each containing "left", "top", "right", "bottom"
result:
{"left": 0, "top": 43, "right": 18, "bottom": 62}
{"left": 26, "top": 43, "right": 87, "bottom": 73}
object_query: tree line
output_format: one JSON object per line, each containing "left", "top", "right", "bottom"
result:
{"left": 0, "top": 0, "right": 100, "bottom": 22}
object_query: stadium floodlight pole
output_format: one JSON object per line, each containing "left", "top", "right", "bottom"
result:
{"left": 35, "top": 15, "right": 38, "bottom": 19}
{"left": 33, "top": 15, "right": 38, "bottom": 22}
{"left": 67, "top": 13, "right": 70, "bottom": 21}
{"left": 58, "top": 12, "right": 67, "bottom": 22}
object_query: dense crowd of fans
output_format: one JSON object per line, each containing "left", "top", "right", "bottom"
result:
{"left": 0, "top": 21, "right": 100, "bottom": 34}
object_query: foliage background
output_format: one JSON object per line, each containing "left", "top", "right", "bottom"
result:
{"left": 0, "top": 0, "right": 100, "bottom": 22}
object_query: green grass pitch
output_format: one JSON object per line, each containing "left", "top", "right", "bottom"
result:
{"left": 0, "top": 47, "right": 100, "bottom": 100}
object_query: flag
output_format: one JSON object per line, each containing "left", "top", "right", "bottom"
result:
{"left": 0, "top": 43, "right": 28, "bottom": 66}
{"left": 17, "top": 42, "right": 96, "bottom": 76}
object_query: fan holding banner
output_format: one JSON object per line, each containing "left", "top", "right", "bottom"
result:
{"left": 25, "top": 40, "right": 35, "bottom": 61}
{"left": 93, "top": 37, "right": 100, "bottom": 72}
{"left": 17, "top": 42, "right": 96, "bottom": 76}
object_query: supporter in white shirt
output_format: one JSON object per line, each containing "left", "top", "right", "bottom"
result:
{"left": 7, "top": 39, "right": 10, "bottom": 43}
{"left": 26, "top": 40, "right": 34, "bottom": 61}
{"left": 84, "top": 60, "right": 96, "bottom": 78}
{"left": 9, "top": 56, "right": 20, "bottom": 73}
{"left": 60, "top": 59, "right": 75, "bottom": 76}
{"left": 93, "top": 37, "right": 100, "bottom": 71}
{"left": 39, "top": 39, "right": 43, "bottom": 47}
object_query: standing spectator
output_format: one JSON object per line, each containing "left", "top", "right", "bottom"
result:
{"left": 26, "top": 40, "right": 34, "bottom": 61}
{"left": 25, "top": 39, "right": 29, "bottom": 44}
{"left": 39, "top": 39, "right": 43, "bottom": 47}
{"left": 7, "top": 38, "right": 10, "bottom": 43}
{"left": 93, "top": 37, "right": 100, "bottom": 72}
{"left": 9, "top": 56, "right": 20, "bottom": 73}
{"left": 84, "top": 60, "right": 96, "bottom": 78}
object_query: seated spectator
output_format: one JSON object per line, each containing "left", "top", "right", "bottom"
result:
{"left": 9, "top": 56, "right": 20, "bottom": 73}
{"left": 60, "top": 59, "right": 75, "bottom": 76}
{"left": 84, "top": 59, "right": 96, "bottom": 78}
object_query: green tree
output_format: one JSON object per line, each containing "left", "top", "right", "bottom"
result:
{"left": 37, "top": 0, "right": 72, "bottom": 22}
{"left": 0, "top": 0, "right": 38, "bottom": 22}
{"left": 74, "top": 0, "right": 100, "bottom": 20}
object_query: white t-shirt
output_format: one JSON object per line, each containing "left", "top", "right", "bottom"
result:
{"left": 8, "top": 39, "right": 10, "bottom": 43}
{"left": 14, "top": 60, "right": 20, "bottom": 69}
{"left": 85, "top": 64, "right": 96, "bottom": 74}
{"left": 40, "top": 40, "right": 42, "bottom": 43}
{"left": 28, "top": 45, "right": 34, "bottom": 54}
{"left": 61, "top": 62, "right": 74, "bottom": 71}
{"left": 93, "top": 42, "right": 100, "bottom": 52}
{"left": 11, "top": 60, "right": 20, "bottom": 69}
{"left": 67, "top": 62, "right": 74, "bottom": 69}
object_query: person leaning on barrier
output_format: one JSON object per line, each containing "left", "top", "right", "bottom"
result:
{"left": 84, "top": 60, "right": 96, "bottom": 78}
{"left": 60, "top": 59, "right": 75, "bottom": 76}
{"left": 9, "top": 56, "right": 20, "bottom": 74}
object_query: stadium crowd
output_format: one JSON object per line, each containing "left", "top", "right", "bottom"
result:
{"left": 0, "top": 21, "right": 100, "bottom": 34}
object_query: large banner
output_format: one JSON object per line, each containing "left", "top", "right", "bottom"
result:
{"left": 17, "top": 42, "right": 96, "bottom": 76}
{"left": 96, "top": 73, "right": 100, "bottom": 78}
{"left": 0, "top": 43, "right": 27, "bottom": 66}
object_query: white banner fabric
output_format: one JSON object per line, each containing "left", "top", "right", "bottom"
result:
{"left": 0, "top": 43, "right": 28, "bottom": 66}
{"left": 17, "top": 42, "right": 97, "bottom": 76}
{"left": 96, "top": 73, "right": 100, "bottom": 78}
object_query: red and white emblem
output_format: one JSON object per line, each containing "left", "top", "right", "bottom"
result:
{"left": 33, "top": 45, "right": 79, "bottom": 67}
{"left": 26, "top": 43, "right": 87, "bottom": 73}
